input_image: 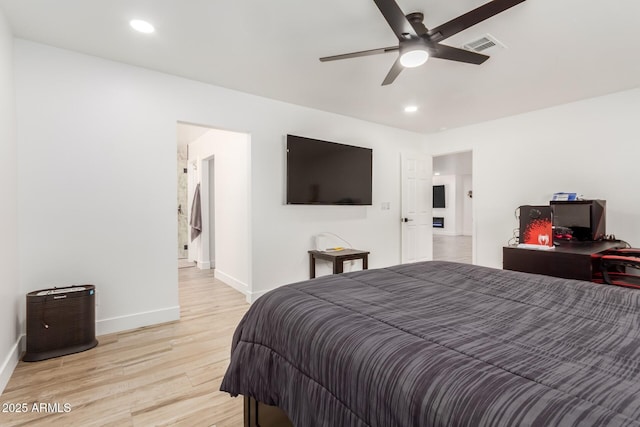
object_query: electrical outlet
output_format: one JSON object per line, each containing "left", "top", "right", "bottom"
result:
{"left": 184, "top": 244, "right": 188, "bottom": 250}
{"left": 381, "top": 202, "right": 391, "bottom": 210}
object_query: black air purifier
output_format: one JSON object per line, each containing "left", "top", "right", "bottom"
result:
{"left": 23, "top": 285, "right": 98, "bottom": 362}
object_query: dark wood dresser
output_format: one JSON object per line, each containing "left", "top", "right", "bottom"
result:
{"left": 503, "top": 241, "right": 624, "bottom": 281}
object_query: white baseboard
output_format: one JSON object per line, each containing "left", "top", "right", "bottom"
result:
{"left": 0, "top": 335, "right": 25, "bottom": 394}
{"left": 214, "top": 270, "right": 249, "bottom": 298}
{"left": 96, "top": 306, "right": 180, "bottom": 336}
{"left": 245, "top": 288, "right": 270, "bottom": 304}
{"left": 197, "top": 260, "right": 211, "bottom": 270}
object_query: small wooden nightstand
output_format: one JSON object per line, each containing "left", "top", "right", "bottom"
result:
{"left": 308, "top": 249, "right": 370, "bottom": 279}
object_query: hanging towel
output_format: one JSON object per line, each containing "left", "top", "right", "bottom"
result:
{"left": 190, "top": 183, "right": 202, "bottom": 241}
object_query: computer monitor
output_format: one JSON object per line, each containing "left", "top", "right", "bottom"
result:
{"left": 551, "top": 200, "right": 606, "bottom": 241}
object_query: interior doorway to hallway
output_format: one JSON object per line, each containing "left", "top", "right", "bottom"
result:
{"left": 432, "top": 151, "right": 473, "bottom": 264}
{"left": 175, "top": 121, "right": 252, "bottom": 298}
{"left": 177, "top": 124, "right": 209, "bottom": 267}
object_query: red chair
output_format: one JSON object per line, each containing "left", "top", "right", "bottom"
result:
{"left": 593, "top": 248, "right": 640, "bottom": 289}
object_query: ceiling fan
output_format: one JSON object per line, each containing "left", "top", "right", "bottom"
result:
{"left": 320, "top": 0, "right": 526, "bottom": 85}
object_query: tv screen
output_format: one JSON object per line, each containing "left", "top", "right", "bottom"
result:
{"left": 286, "top": 135, "right": 372, "bottom": 205}
{"left": 433, "top": 185, "right": 445, "bottom": 208}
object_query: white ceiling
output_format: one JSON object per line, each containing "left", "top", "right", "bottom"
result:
{"left": 2, "top": 0, "right": 639, "bottom": 134}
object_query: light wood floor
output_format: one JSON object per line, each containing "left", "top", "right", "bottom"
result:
{"left": 433, "top": 234, "right": 472, "bottom": 264}
{"left": 0, "top": 267, "right": 248, "bottom": 427}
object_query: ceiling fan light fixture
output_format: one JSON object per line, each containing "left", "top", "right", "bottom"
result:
{"left": 399, "top": 49, "right": 429, "bottom": 68}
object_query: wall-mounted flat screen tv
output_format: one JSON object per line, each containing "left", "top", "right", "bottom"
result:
{"left": 433, "top": 185, "right": 445, "bottom": 208}
{"left": 286, "top": 134, "right": 372, "bottom": 205}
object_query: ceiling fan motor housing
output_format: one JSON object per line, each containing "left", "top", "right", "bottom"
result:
{"left": 399, "top": 39, "right": 430, "bottom": 68}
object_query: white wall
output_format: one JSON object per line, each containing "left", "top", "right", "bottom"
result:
{"left": 14, "top": 39, "right": 427, "bottom": 331}
{"left": 462, "top": 174, "right": 473, "bottom": 236}
{"left": 188, "top": 128, "right": 251, "bottom": 295}
{"left": 432, "top": 152, "right": 472, "bottom": 176}
{"left": 428, "top": 88, "right": 640, "bottom": 268}
{"left": 0, "top": 6, "right": 20, "bottom": 393}
{"left": 208, "top": 158, "right": 215, "bottom": 266}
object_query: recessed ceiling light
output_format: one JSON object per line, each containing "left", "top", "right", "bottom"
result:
{"left": 130, "top": 19, "right": 155, "bottom": 34}
{"left": 404, "top": 105, "right": 418, "bottom": 113}
{"left": 434, "top": 172, "right": 441, "bottom": 176}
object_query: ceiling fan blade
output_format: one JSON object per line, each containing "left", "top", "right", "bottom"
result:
{"left": 373, "top": 0, "right": 416, "bottom": 40}
{"left": 430, "top": 44, "right": 489, "bottom": 64}
{"left": 382, "top": 57, "right": 403, "bottom": 86}
{"left": 427, "top": 0, "right": 526, "bottom": 43}
{"left": 320, "top": 46, "right": 399, "bottom": 62}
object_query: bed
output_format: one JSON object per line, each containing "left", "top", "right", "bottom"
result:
{"left": 220, "top": 261, "right": 640, "bottom": 426}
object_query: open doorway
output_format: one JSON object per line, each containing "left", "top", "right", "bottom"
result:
{"left": 176, "top": 122, "right": 252, "bottom": 297}
{"left": 177, "top": 124, "right": 209, "bottom": 268}
{"left": 432, "top": 151, "right": 473, "bottom": 264}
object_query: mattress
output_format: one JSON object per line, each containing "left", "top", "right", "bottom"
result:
{"left": 221, "top": 261, "right": 640, "bottom": 426}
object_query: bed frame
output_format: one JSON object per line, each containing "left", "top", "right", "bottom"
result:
{"left": 244, "top": 396, "right": 293, "bottom": 427}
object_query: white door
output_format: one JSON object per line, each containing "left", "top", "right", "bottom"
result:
{"left": 401, "top": 152, "right": 433, "bottom": 263}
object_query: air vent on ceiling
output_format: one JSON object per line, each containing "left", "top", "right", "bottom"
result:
{"left": 462, "top": 34, "right": 505, "bottom": 53}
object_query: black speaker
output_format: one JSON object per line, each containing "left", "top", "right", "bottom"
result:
{"left": 23, "top": 285, "right": 98, "bottom": 362}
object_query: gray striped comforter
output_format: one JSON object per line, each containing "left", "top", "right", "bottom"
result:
{"left": 220, "top": 261, "right": 640, "bottom": 426}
